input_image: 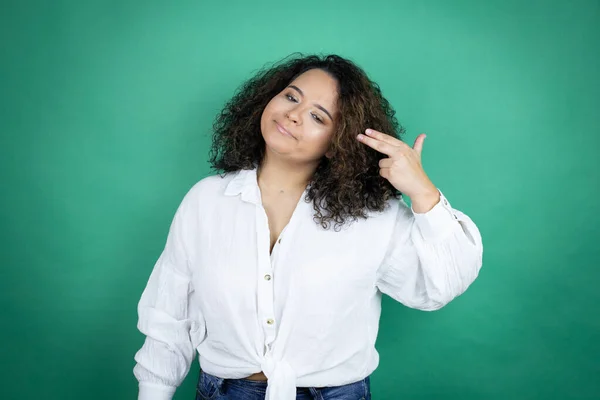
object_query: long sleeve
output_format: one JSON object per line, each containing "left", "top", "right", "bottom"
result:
{"left": 375, "top": 190, "right": 483, "bottom": 311}
{"left": 133, "top": 190, "right": 206, "bottom": 400}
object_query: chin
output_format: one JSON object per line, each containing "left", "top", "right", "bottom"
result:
{"left": 264, "top": 136, "right": 291, "bottom": 154}
{"left": 262, "top": 132, "right": 295, "bottom": 156}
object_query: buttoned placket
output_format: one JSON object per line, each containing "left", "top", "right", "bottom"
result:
{"left": 255, "top": 202, "right": 277, "bottom": 356}
{"left": 254, "top": 196, "right": 303, "bottom": 361}
{"left": 267, "top": 226, "right": 289, "bottom": 355}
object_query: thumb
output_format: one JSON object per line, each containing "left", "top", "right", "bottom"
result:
{"left": 413, "top": 133, "right": 426, "bottom": 156}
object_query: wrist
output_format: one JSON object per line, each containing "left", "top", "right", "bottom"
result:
{"left": 410, "top": 189, "right": 440, "bottom": 213}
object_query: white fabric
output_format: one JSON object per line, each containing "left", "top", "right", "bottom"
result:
{"left": 134, "top": 167, "right": 483, "bottom": 400}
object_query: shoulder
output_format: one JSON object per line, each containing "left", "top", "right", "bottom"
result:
{"left": 329, "top": 196, "right": 408, "bottom": 234}
{"left": 364, "top": 195, "right": 410, "bottom": 221}
{"left": 179, "top": 170, "right": 239, "bottom": 210}
{"left": 190, "top": 171, "right": 237, "bottom": 195}
{"left": 359, "top": 196, "right": 414, "bottom": 234}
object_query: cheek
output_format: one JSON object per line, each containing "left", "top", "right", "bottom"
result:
{"left": 305, "top": 128, "right": 334, "bottom": 151}
{"left": 261, "top": 101, "right": 273, "bottom": 118}
{"left": 260, "top": 101, "right": 276, "bottom": 127}
{"left": 264, "top": 96, "right": 285, "bottom": 113}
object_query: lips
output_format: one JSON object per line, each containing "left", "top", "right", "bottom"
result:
{"left": 275, "top": 121, "right": 296, "bottom": 139}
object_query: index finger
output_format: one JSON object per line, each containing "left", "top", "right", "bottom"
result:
{"left": 357, "top": 133, "right": 397, "bottom": 156}
{"left": 365, "top": 129, "right": 409, "bottom": 149}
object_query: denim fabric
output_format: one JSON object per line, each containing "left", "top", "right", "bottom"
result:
{"left": 196, "top": 369, "right": 372, "bottom": 400}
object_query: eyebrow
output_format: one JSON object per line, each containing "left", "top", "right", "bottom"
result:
{"left": 287, "top": 85, "right": 334, "bottom": 122}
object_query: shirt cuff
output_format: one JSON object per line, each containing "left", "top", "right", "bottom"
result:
{"left": 411, "top": 189, "right": 459, "bottom": 242}
{"left": 138, "top": 381, "right": 177, "bottom": 400}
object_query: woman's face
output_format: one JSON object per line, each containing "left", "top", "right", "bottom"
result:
{"left": 260, "top": 68, "right": 338, "bottom": 164}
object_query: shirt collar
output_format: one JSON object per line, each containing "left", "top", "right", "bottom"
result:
{"left": 224, "top": 166, "right": 261, "bottom": 204}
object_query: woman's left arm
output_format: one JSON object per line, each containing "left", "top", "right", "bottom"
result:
{"left": 357, "top": 128, "right": 483, "bottom": 310}
{"left": 375, "top": 190, "right": 483, "bottom": 310}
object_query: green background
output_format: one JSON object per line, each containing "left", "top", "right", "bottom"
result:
{"left": 2, "top": 1, "right": 599, "bottom": 399}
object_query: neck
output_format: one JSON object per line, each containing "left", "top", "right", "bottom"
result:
{"left": 257, "top": 151, "right": 318, "bottom": 194}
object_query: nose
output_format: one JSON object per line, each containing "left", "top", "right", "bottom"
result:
{"left": 285, "top": 110, "right": 300, "bottom": 124}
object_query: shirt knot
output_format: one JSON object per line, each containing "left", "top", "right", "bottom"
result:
{"left": 260, "top": 354, "right": 297, "bottom": 400}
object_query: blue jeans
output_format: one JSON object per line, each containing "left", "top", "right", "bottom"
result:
{"left": 196, "top": 368, "right": 372, "bottom": 400}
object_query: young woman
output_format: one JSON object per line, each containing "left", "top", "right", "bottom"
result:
{"left": 133, "top": 54, "right": 483, "bottom": 400}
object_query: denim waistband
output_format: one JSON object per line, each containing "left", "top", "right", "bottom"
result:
{"left": 198, "top": 368, "right": 371, "bottom": 399}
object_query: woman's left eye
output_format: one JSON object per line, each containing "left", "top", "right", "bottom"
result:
{"left": 311, "top": 113, "right": 323, "bottom": 123}
{"left": 285, "top": 94, "right": 297, "bottom": 102}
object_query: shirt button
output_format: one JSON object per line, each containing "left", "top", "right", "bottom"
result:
{"left": 443, "top": 199, "right": 448, "bottom": 205}
{"left": 266, "top": 318, "right": 275, "bottom": 325}
{"left": 264, "top": 274, "right": 272, "bottom": 281}
{"left": 278, "top": 238, "right": 282, "bottom": 244}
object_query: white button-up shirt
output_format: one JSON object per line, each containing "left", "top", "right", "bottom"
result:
{"left": 133, "top": 167, "right": 483, "bottom": 400}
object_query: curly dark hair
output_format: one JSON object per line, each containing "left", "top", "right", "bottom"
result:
{"left": 209, "top": 53, "right": 406, "bottom": 230}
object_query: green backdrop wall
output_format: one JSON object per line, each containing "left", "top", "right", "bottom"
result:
{"left": 1, "top": 1, "right": 599, "bottom": 399}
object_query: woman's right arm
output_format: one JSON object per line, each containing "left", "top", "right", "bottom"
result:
{"left": 133, "top": 188, "right": 206, "bottom": 400}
